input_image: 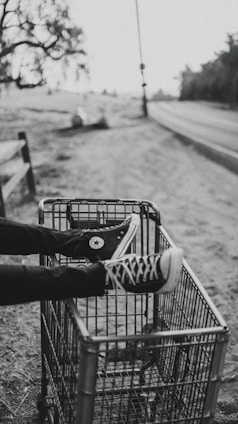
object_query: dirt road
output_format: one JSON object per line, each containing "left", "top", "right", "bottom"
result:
{"left": 149, "top": 100, "right": 238, "bottom": 153}
{"left": 0, "top": 89, "right": 238, "bottom": 423}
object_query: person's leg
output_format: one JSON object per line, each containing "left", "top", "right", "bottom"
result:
{"left": 0, "top": 247, "right": 183, "bottom": 306}
{"left": 0, "top": 262, "right": 106, "bottom": 306}
{"left": 0, "top": 216, "right": 70, "bottom": 256}
{"left": 0, "top": 214, "right": 140, "bottom": 261}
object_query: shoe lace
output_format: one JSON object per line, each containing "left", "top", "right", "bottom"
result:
{"left": 105, "top": 254, "right": 160, "bottom": 291}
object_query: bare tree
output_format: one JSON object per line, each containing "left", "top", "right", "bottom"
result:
{"left": 0, "top": 0, "right": 87, "bottom": 89}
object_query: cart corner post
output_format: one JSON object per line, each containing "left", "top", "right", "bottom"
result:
{"left": 202, "top": 329, "right": 230, "bottom": 422}
{"left": 76, "top": 338, "right": 99, "bottom": 424}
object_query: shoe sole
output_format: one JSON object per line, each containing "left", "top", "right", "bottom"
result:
{"left": 158, "top": 247, "right": 183, "bottom": 293}
{"left": 111, "top": 213, "right": 140, "bottom": 259}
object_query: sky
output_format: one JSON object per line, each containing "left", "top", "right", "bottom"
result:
{"left": 66, "top": 0, "right": 238, "bottom": 96}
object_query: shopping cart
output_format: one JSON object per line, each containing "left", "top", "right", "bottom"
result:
{"left": 37, "top": 198, "right": 229, "bottom": 424}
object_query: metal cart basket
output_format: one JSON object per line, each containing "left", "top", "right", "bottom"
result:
{"left": 38, "top": 198, "right": 229, "bottom": 424}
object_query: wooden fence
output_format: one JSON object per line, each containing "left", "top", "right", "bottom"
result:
{"left": 0, "top": 131, "right": 36, "bottom": 216}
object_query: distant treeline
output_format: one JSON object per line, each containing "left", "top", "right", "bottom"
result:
{"left": 179, "top": 32, "right": 238, "bottom": 107}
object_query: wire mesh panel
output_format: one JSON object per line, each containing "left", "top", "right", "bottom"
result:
{"left": 38, "top": 198, "right": 229, "bottom": 424}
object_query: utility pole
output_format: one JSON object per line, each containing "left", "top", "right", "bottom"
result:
{"left": 135, "top": 0, "right": 148, "bottom": 116}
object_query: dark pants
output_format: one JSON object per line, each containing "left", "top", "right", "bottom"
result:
{"left": 0, "top": 218, "right": 106, "bottom": 305}
{"left": 0, "top": 217, "right": 81, "bottom": 256}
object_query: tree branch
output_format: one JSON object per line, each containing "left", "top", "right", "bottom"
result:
{"left": 0, "top": 0, "right": 11, "bottom": 29}
{"left": 0, "top": 73, "right": 45, "bottom": 88}
{"left": 0, "top": 38, "right": 58, "bottom": 57}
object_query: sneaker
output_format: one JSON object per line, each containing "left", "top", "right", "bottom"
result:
{"left": 62, "top": 213, "right": 140, "bottom": 261}
{"left": 103, "top": 247, "right": 183, "bottom": 294}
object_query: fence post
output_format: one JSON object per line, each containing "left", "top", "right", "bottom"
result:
{"left": 0, "top": 179, "right": 6, "bottom": 217}
{"left": 18, "top": 131, "right": 36, "bottom": 197}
